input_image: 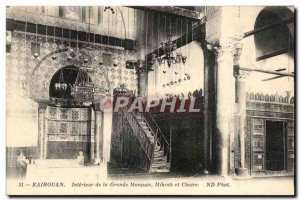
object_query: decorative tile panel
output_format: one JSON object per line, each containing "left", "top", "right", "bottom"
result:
{"left": 81, "top": 109, "right": 88, "bottom": 121}
{"left": 59, "top": 122, "right": 68, "bottom": 134}
{"left": 48, "top": 121, "right": 57, "bottom": 134}
{"left": 6, "top": 31, "right": 137, "bottom": 102}
{"left": 59, "top": 108, "right": 68, "bottom": 120}
{"left": 71, "top": 122, "right": 80, "bottom": 135}
{"left": 71, "top": 109, "right": 80, "bottom": 120}
{"left": 48, "top": 106, "right": 57, "bottom": 119}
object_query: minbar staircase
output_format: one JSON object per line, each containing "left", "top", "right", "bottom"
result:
{"left": 135, "top": 113, "right": 170, "bottom": 172}
{"left": 121, "top": 109, "right": 170, "bottom": 173}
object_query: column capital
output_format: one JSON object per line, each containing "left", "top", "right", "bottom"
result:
{"left": 205, "top": 38, "right": 242, "bottom": 62}
{"left": 234, "top": 69, "right": 250, "bottom": 80}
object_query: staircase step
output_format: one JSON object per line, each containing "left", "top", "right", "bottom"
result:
{"left": 154, "top": 151, "right": 165, "bottom": 158}
{"left": 153, "top": 155, "right": 165, "bottom": 159}
{"left": 144, "top": 130, "right": 152, "bottom": 134}
{"left": 153, "top": 150, "right": 165, "bottom": 155}
{"left": 146, "top": 136, "right": 154, "bottom": 140}
{"left": 149, "top": 169, "right": 170, "bottom": 173}
{"left": 150, "top": 162, "right": 171, "bottom": 172}
{"left": 150, "top": 166, "right": 170, "bottom": 172}
{"left": 145, "top": 134, "right": 154, "bottom": 140}
{"left": 154, "top": 146, "right": 161, "bottom": 151}
{"left": 152, "top": 161, "right": 167, "bottom": 166}
{"left": 142, "top": 126, "right": 150, "bottom": 130}
{"left": 153, "top": 159, "right": 167, "bottom": 164}
{"left": 147, "top": 136, "right": 155, "bottom": 141}
{"left": 136, "top": 115, "right": 143, "bottom": 120}
{"left": 153, "top": 155, "right": 166, "bottom": 159}
{"left": 151, "top": 163, "right": 168, "bottom": 168}
{"left": 147, "top": 136, "right": 154, "bottom": 141}
{"left": 154, "top": 149, "right": 164, "bottom": 154}
{"left": 139, "top": 122, "right": 147, "bottom": 126}
{"left": 153, "top": 158, "right": 166, "bottom": 163}
{"left": 150, "top": 168, "right": 170, "bottom": 173}
{"left": 153, "top": 155, "right": 167, "bottom": 161}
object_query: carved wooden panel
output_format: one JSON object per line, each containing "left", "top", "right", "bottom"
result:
{"left": 251, "top": 118, "right": 265, "bottom": 171}
{"left": 287, "top": 121, "right": 294, "bottom": 171}
{"left": 46, "top": 106, "right": 91, "bottom": 142}
{"left": 249, "top": 117, "right": 295, "bottom": 173}
{"left": 246, "top": 99, "right": 294, "bottom": 173}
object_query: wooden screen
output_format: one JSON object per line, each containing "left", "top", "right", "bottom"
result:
{"left": 46, "top": 106, "right": 92, "bottom": 159}
{"left": 47, "top": 106, "right": 91, "bottom": 142}
{"left": 287, "top": 121, "right": 294, "bottom": 171}
{"left": 251, "top": 118, "right": 265, "bottom": 171}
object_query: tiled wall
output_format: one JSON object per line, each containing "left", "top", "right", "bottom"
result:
{"left": 7, "top": 31, "right": 137, "bottom": 100}
{"left": 6, "top": 30, "right": 137, "bottom": 148}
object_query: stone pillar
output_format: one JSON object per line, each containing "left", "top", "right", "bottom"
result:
{"left": 202, "top": 44, "right": 215, "bottom": 174}
{"left": 235, "top": 69, "right": 250, "bottom": 176}
{"left": 94, "top": 110, "right": 103, "bottom": 163}
{"left": 90, "top": 113, "right": 95, "bottom": 161}
{"left": 139, "top": 70, "right": 148, "bottom": 98}
{"left": 136, "top": 10, "right": 148, "bottom": 98}
{"left": 38, "top": 103, "right": 47, "bottom": 159}
{"left": 214, "top": 40, "right": 236, "bottom": 177}
{"left": 102, "top": 109, "right": 112, "bottom": 164}
{"left": 205, "top": 6, "right": 245, "bottom": 176}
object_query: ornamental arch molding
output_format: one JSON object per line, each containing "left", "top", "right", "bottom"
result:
{"left": 29, "top": 47, "right": 111, "bottom": 102}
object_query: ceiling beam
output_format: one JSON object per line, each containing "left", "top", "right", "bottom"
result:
{"left": 237, "top": 65, "right": 294, "bottom": 77}
{"left": 127, "top": 6, "right": 202, "bottom": 20}
{"left": 262, "top": 75, "right": 286, "bottom": 82}
{"left": 256, "top": 46, "right": 293, "bottom": 61}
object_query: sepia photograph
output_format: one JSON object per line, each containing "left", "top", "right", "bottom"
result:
{"left": 5, "top": 5, "right": 295, "bottom": 196}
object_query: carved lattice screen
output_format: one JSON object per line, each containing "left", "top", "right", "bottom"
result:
{"left": 46, "top": 106, "right": 92, "bottom": 142}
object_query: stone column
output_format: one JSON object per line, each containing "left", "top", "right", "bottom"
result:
{"left": 202, "top": 44, "right": 215, "bottom": 174}
{"left": 136, "top": 10, "right": 148, "bottom": 98}
{"left": 94, "top": 110, "right": 103, "bottom": 163}
{"left": 38, "top": 103, "right": 47, "bottom": 159}
{"left": 139, "top": 70, "right": 148, "bottom": 98}
{"left": 90, "top": 114, "right": 95, "bottom": 161}
{"left": 235, "top": 69, "right": 250, "bottom": 176}
{"left": 214, "top": 40, "right": 236, "bottom": 177}
{"left": 102, "top": 109, "right": 112, "bottom": 164}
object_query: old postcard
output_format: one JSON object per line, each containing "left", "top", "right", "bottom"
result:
{"left": 6, "top": 6, "right": 295, "bottom": 195}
